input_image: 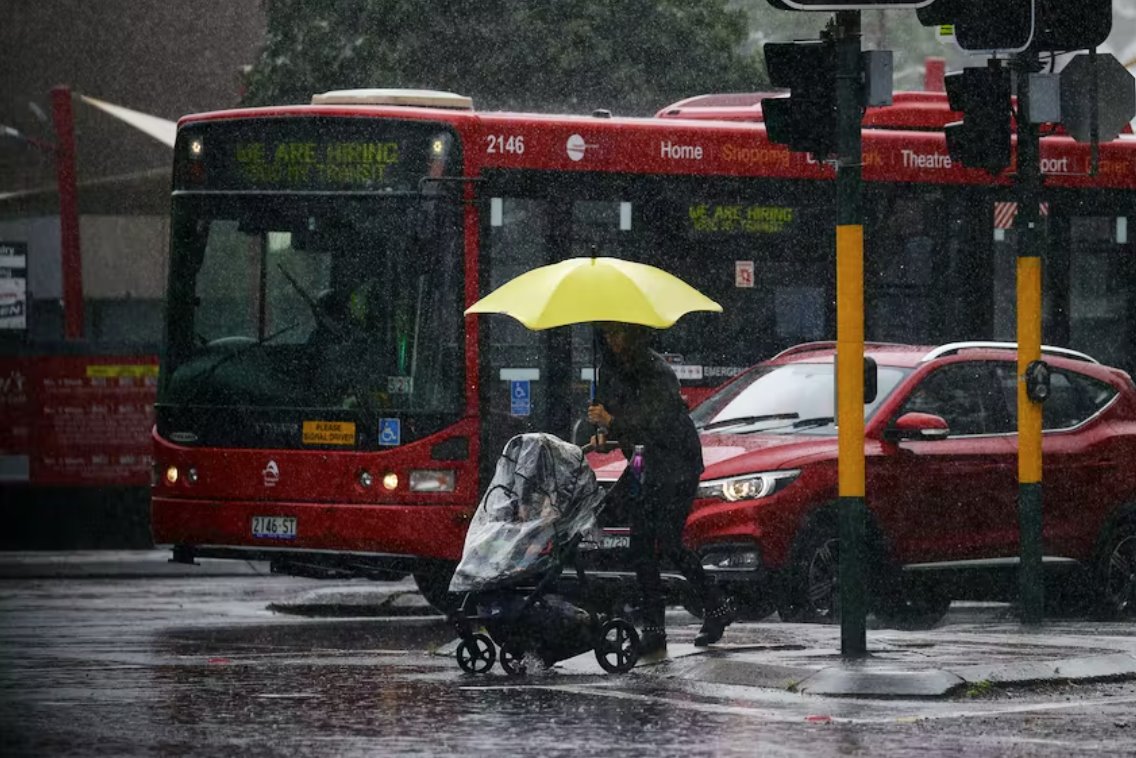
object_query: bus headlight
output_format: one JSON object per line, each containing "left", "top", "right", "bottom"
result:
{"left": 165, "top": 465, "right": 179, "bottom": 485}
{"left": 696, "top": 470, "right": 799, "bottom": 502}
{"left": 410, "top": 470, "right": 456, "bottom": 492}
{"left": 382, "top": 473, "right": 399, "bottom": 491}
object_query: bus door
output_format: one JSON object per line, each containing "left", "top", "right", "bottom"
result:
{"left": 865, "top": 185, "right": 994, "bottom": 346}
{"left": 1044, "top": 194, "right": 1136, "bottom": 377}
{"left": 479, "top": 194, "right": 572, "bottom": 478}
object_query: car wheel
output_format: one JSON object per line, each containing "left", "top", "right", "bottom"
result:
{"left": 413, "top": 562, "right": 458, "bottom": 613}
{"left": 780, "top": 522, "right": 840, "bottom": 623}
{"left": 874, "top": 586, "right": 951, "bottom": 630}
{"left": 1095, "top": 519, "right": 1136, "bottom": 620}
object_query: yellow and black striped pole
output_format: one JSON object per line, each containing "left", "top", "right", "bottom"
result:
{"left": 1014, "top": 60, "right": 1045, "bottom": 625}
{"left": 834, "top": 10, "right": 867, "bottom": 658}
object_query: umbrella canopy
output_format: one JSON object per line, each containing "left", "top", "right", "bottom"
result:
{"left": 465, "top": 256, "right": 722, "bottom": 330}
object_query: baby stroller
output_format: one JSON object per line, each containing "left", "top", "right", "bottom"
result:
{"left": 448, "top": 433, "right": 641, "bottom": 675}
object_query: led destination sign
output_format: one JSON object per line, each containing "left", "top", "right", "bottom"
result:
{"left": 234, "top": 141, "right": 402, "bottom": 185}
{"left": 175, "top": 117, "right": 459, "bottom": 192}
{"left": 689, "top": 203, "right": 795, "bottom": 234}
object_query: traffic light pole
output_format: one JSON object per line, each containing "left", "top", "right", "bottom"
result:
{"left": 1013, "top": 54, "right": 1044, "bottom": 625}
{"left": 833, "top": 10, "right": 868, "bottom": 658}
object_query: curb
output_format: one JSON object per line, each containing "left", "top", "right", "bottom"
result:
{"left": 267, "top": 595, "right": 441, "bottom": 618}
{"left": 676, "top": 651, "right": 1136, "bottom": 698}
{"left": 267, "top": 583, "right": 441, "bottom": 618}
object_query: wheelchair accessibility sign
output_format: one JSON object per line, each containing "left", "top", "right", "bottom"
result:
{"left": 378, "top": 418, "right": 401, "bottom": 446}
{"left": 510, "top": 380, "right": 531, "bottom": 417}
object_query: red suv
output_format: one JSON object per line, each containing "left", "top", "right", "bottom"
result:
{"left": 593, "top": 341, "right": 1136, "bottom": 627}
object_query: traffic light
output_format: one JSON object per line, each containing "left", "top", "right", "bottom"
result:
{"left": 944, "top": 64, "right": 1012, "bottom": 174}
{"left": 918, "top": 0, "right": 1111, "bottom": 52}
{"left": 762, "top": 39, "right": 838, "bottom": 157}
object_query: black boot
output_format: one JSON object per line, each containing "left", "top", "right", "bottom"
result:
{"left": 639, "top": 625, "right": 668, "bottom": 660}
{"left": 694, "top": 598, "right": 736, "bottom": 647}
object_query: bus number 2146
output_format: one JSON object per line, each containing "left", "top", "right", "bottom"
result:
{"left": 486, "top": 134, "right": 525, "bottom": 155}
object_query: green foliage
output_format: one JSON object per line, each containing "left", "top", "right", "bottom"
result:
{"left": 243, "top": 0, "right": 765, "bottom": 115}
{"left": 964, "top": 678, "right": 996, "bottom": 698}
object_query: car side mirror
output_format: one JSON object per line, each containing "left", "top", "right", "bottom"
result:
{"left": 864, "top": 356, "right": 878, "bottom": 404}
{"left": 833, "top": 355, "right": 879, "bottom": 404}
{"left": 884, "top": 412, "right": 950, "bottom": 442}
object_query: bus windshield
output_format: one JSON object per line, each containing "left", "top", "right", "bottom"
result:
{"left": 159, "top": 193, "right": 464, "bottom": 445}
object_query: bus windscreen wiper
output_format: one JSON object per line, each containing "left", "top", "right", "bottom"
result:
{"left": 179, "top": 322, "right": 300, "bottom": 406}
{"left": 697, "top": 413, "right": 799, "bottom": 432}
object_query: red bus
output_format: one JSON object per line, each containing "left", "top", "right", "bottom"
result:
{"left": 152, "top": 88, "right": 1136, "bottom": 606}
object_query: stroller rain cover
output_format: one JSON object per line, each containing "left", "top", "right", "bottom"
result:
{"left": 449, "top": 433, "right": 605, "bottom": 593}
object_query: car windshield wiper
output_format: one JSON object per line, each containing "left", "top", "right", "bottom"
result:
{"left": 697, "top": 413, "right": 799, "bottom": 432}
{"left": 735, "top": 415, "right": 837, "bottom": 434}
{"left": 791, "top": 416, "right": 836, "bottom": 429}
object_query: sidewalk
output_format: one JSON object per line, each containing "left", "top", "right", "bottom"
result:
{"left": 434, "top": 600, "right": 1136, "bottom": 698}
{"left": 653, "top": 619, "right": 1136, "bottom": 698}
{"left": 0, "top": 549, "right": 269, "bottom": 578}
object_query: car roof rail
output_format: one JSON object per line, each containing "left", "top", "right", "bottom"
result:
{"left": 771, "top": 341, "right": 908, "bottom": 361}
{"left": 921, "top": 341, "right": 1099, "bottom": 364}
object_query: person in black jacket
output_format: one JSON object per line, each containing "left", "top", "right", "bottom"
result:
{"left": 586, "top": 322, "right": 734, "bottom": 656}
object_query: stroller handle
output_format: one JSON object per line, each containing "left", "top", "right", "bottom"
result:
{"left": 581, "top": 439, "right": 620, "bottom": 455}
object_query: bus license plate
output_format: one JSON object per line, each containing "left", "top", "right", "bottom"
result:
{"left": 251, "top": 516, "right": 297, "bottom": 539}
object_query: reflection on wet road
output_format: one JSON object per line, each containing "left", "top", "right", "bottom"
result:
{"left": 2, "top": 576, "right": 1135, "bottom": 757}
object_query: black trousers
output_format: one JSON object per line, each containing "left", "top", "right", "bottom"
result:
{"left": 627, "top": 476, "right": 720, "bottom": 629}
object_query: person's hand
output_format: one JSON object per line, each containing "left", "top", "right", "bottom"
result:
{"left": 587, "top": 403, "right": 613, "bottom": 428}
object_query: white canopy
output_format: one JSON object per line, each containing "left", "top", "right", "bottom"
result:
{"left": 79, "top": 95, "right": 177, "bottom": 148}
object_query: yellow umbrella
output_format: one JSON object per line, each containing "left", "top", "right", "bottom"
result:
{"left": 464, "top": 256, "right": 722, "bottom": 329}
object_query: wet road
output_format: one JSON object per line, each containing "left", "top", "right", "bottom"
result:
{"left": 2, "top": 575, "right": 1135, "bottom": 757}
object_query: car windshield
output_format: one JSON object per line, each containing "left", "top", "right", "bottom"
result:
{"left": 159, "top": 193, "right": 464, "bottom": 418}
{"left": 690, "top": 361, "right": 909, "bottom": 435}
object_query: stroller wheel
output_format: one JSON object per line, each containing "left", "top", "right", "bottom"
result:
{"left": 499, "top": 645, "right": 528, "bottom": 677}
{"left": 456, "top": 633, "right": 496, "bottom": 674}
{"left": 595, "top": 619, "right": 640, "bottom": 674}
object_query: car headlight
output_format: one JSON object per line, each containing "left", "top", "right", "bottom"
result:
{"left": 701, "top": 547, "right": 762, "bottom": 570}
{"left": 696, "top": 470, "right": 800, "bottom": 502}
